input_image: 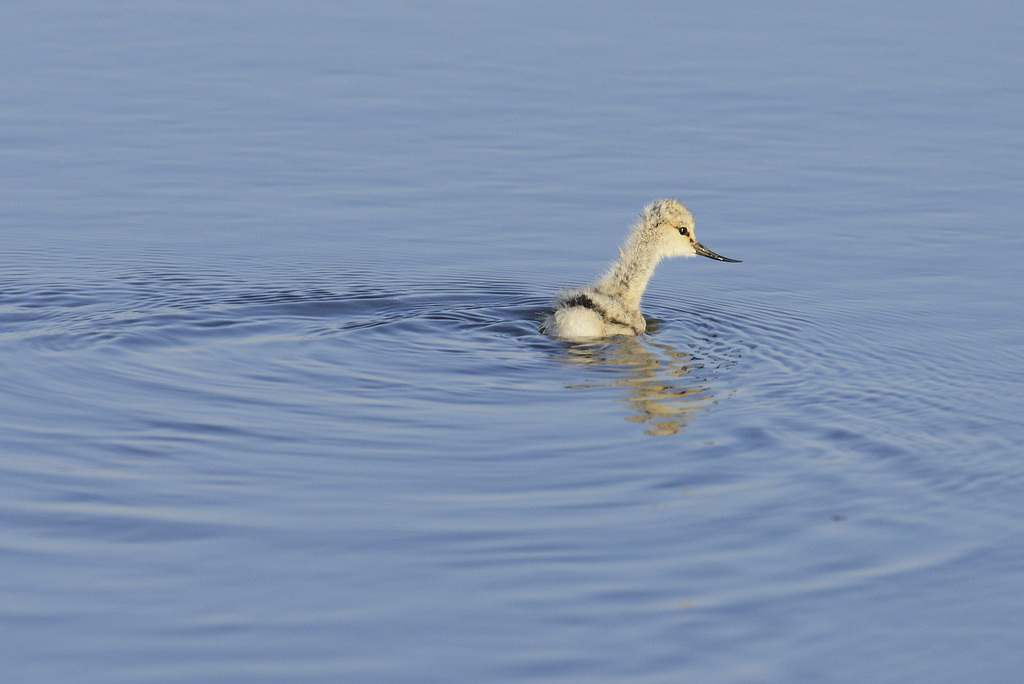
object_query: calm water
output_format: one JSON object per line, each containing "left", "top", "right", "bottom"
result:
{"left": 2, "top": 2, "right": 1024, "bottom": 682}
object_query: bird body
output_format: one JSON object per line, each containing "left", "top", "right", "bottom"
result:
{"left": 542, "top": 199, "right": 739, "bottom": 341}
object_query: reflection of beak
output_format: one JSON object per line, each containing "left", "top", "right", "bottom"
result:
{"left": 694, "top": 242, "right": 741, "bottom": 262}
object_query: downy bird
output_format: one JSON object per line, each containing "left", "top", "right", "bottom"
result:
{"left": 542, "top": 199, "right": 740, "bottom": 341}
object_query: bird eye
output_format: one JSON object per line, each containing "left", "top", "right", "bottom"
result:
{"left": 678, "top": 227, "right": 689, "bottom": 237}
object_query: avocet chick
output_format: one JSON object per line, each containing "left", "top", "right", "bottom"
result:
{"left": 542, "top": 199, "right": 740, "bottom": 341}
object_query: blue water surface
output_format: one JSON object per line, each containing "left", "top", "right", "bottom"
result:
{"left": 2, "top": 2, "right": 1023, "bottom": 682}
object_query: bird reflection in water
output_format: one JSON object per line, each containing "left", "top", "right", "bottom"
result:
{"left": 555, "top": 327, "right": 721, "bottom": 436}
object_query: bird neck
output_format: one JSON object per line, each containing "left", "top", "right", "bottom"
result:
{"left": 599, "top": 246, "right": 661, "bottom": 311}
